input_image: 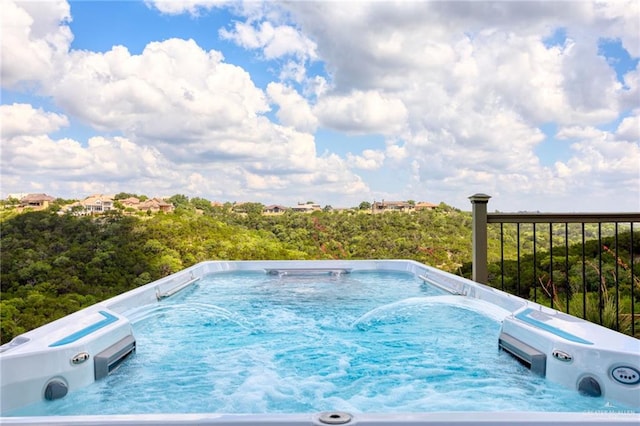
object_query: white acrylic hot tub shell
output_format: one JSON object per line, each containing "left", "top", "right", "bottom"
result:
{"left": 1, "top": 260, "right": 639, "bottom": 425}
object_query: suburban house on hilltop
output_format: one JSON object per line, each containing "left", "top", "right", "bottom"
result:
{"left": 18, "top": 193, "right": 56, "bottom": 211}
{"left": 8, "top": 193, "right": 436, "bottom": 216}
{"left": 118, "top": 197, "right": 141, "bottom": 209}
{"left": 138, "top": 197, "right": 174, "bottom": 213}
{"left": 290, "top": 202, "right": 322, "bottom": 213}
{"left": 66, "top": 195, "right": 174, "bottom": 215}
{"left": 372, "top": 201, "right": 438, "bottom": 213}
{"left": 263, "top": 204, "right": 288, "bottom": 215}
{"left": 67, "top": 194, "right": 115, "bottom": 215}
{"left": 415, "top": 201, "right": 438, "bottom": 210}
{"left": 372, "top": 201, "right": 414, "bottom": 213}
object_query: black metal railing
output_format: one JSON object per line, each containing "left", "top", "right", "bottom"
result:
{"left": 469, "top": 194, "right": 640, "bottom": 337}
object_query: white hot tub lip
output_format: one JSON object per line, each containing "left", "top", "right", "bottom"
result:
{"left": 1, "top": 259, "right": 639, "bottom": 424}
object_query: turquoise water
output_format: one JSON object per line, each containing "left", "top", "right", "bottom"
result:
{"left": 10, "top": 271, "right": 630, "bottom": 415}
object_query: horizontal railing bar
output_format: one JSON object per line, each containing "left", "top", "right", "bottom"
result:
{"left": 487, "top": 213, "right": 640, "bottom": 224}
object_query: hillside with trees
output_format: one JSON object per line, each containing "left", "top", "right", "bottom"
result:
{"left": 1, "top": 198, "right": 638, "bottom": 343}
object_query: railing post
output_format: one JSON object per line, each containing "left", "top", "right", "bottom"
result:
{"left": 469, "top": 193, "right": 491, "bottom": 284}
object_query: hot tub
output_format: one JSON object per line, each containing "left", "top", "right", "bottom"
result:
{"left": 1, "top": 260, "right": 638, "bottom": 425}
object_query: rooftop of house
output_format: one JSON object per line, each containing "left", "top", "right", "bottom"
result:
{"left": 19, "top": 193, "right": 56, "bottom": 203}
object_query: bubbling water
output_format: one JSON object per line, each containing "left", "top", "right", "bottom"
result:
{"left": 7, "top": 271, "right": 632, "bottom": 416}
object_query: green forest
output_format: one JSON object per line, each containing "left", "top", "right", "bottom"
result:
{"left": 1, "top": 198, "right": 638, "bottom": 343}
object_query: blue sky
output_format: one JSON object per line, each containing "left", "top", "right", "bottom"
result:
{"left": 1, "top": 0, "right": 639, "bottom": 211}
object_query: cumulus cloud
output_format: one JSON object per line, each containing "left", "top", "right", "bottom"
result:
{"left": 591, "top": 0, "right": 640, "bottom": 58}
{"left": 26, "top": 24, "right": 364, "bottom": 200}
{"left": 619, "top": 66, "right": 640, "bottom": 110}
{"left": 0, "top": 103, "right": 174, "bottom": 187}
{"left": 282, "top": 0, "right": 633, "bottom": 121}
{"left": 556, "top": 125, "right": 603, "bottom": 141}
{"left": 346, "top": 149, "right": 385, "bottom": 171}
{"left": 315, "top": 91, "right": 408, "bottom": 135}
{"left": 0, "top": 0, "right": 72, "bottom": 89}
{"left": 0, "top": 104, "right": 352, "bottom": 201}
{"left": 220, "top": 20, "right": 317, "bottom": 61}
{"left": 1, "top": 103, "right": 69, "bottom": 139}
{"left": 48, "top": 39, "right": 269, "bottom": 140}
{"left": 279, "top": 1, "right": 638, "bottom": 208}
{"left": 267, "top": 83, "right": 318, "bottom": 133}
{"left": 615, "top": 112, "right": 640, "bottom": 141}
{"left": 1, "top": 130, "right": 181, "bottom": 195}
{"left": 146, "top": 0, "right": 228, "bottom": 16}
{"left": 558, "top": 39, "right": 621, "bottom": 123}
{"left": 385, "top": 142, "right": 407, "bottom": 163}
{"left": 553, "top": 131, "right": 640, "bottom": 190}
{"left": 2, "top": 0, "right": 638, "bottom": 210}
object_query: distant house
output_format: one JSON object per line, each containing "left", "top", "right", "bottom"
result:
{"left": 119, "top": 197, "right": 141, "bottom": 209}
{"left": 114, "top": 197, "right": 173, "bottom": 213}
{"left": 19, "top": 193, "right": 56, "bottom": 210}
{"left": 66, "top": 194, "right": 115, "bottom": 215}
{"left": 84, "top": 194, "right": 114, "bottom": 214}
{"left": 415, "top": 201, "right": 438, "bottom": 211}
{"left": 290, "top": 202, "right": 321, "bottom": 213}
{"left": 372, "top": 201, "right": 414, "bottom": 214}
{"left": 138, "top": 197, "right": 174, "bottom": 213}
{"left": 263, "top": 204, "right": 288, "bottom": 215}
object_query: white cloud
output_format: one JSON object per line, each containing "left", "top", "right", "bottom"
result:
{"left": 556, "top": 125, "right": 603, "bottom": 140}
{"left": 0, "top": 103, "right": 368, "bottom": 205}
{"left": 1, "top": 130, "right": 179, "bottom": 188}
{"left": 146, "top": 0, "right": 228, "bottom": 16}
{"left": 0, "top": 0, "right": 72, "bottom": 89}
{"left": 591, "top": 0, "right": 640, "bottom": 58}
{"left": 315, "top": 90, "right": 408, "bottom": 135}
{"left": 282, "top": 0, "right": 632, "bottom": 127}
{"left": 557, "top": 38, "right": 621, "bottom": 123}
{"left": 346, "top": 149, "right": 385, "bottom": 171}
{"left": 385, "top": 142, "right": 407, "bottom": 162}
{"left": 47, "top": 39, "right": 269, "bottom": 141}
{"left": 2, "top": 0, "right": 638, "bottom": 210}
{"left": 531, "top": 124, "right": 640, "bottom": 209}
{"left": 556, "top": 135, "right": 640, "bottom": 186}
{"left": 616, "top": 112, "right": 640, "bottom": 142}
{"left": 620, "top": 66, "right": 639, "bottom": 110}
{"left": 0, "top": 103, "right": 69, "bottom": 139}
{"left": 279, "top": 0, "right": 638, "bottom": 209}
{"left": 1, "top": 121, "right": 268, "bottom": 201}
{"left": 219, "top": 20, "right": 317, "bottom": 61}
{"left": 278, "top": 60, "right": 307, "bottom": 84}
{"left": 267, "top": 83, "right": 318, "bottom": 133}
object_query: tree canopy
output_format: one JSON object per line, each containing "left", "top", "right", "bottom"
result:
{"left": 1, "top": 206, "right": 637, "bottom": 343}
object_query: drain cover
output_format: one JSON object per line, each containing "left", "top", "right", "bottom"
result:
{"left": 318, "top": 412, "right": 352, "bottom": 424}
